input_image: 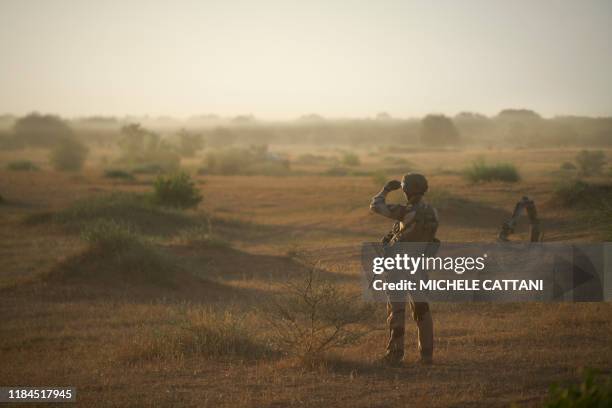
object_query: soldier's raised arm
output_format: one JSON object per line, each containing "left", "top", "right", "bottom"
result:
{"left": 369, "top": 180, "right": 407, "bottom": 221}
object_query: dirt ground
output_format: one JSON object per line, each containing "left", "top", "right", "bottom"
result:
{"left": 1, "top": 147, "right": 611, "bottom": 407}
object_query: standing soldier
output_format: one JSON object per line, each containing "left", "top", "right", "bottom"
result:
{"left": 370, "top": 173, "right": 439, "bottom": 366}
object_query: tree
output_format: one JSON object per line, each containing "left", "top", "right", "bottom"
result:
{"left": 13, "top": 113, "right": 73, "bottom": 147}
{"left": 176, "top": 129, "right": 205, "bottom": 157}
{"left": 420, "top": 114, "right": 461, "bottom": 146}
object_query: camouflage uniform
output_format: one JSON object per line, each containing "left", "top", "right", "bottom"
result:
{"left": 370, "top": 181, "right": 438, "bottom": 364}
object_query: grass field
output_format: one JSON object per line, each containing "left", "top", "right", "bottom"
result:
{"left": 1, "top": 146, "right": 611, "bottom": 407}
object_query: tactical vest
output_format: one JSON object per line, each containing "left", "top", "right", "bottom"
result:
{"left": 397, "top": 202, "right": 438, "bottom": 243}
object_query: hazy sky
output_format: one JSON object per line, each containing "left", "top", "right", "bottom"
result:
{"left": 1, "top": 0, "right": 611, "bottom": 119}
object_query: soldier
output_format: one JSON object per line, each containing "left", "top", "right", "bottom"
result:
{"left": 370, "top": 173, "right": 439, "bottom": 366}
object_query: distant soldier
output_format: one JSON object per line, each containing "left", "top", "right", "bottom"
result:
{"left": 370, "top": 173, "right": 439, "bottom": 366}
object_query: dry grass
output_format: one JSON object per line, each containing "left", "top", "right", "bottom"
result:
{"left": 0, "top": 146, "right": 611, "bottom": 407}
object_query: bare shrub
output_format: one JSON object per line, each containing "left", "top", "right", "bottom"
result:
{"left": 264, "top": 260, "right": 374, "bottom": 365}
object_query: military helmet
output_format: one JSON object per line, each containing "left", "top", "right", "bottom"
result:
{"left": 401, "top": 173, "right": 428, "bottom": 195}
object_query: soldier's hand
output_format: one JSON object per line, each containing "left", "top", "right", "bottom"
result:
{"left": 383, "top": 180, "right": 402, "bottom": 191}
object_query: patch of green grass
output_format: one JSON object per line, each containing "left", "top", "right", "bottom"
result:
{"left": 464, "top": 159, "right": 520, "bottom": 182}
{"left": 7, "top": 160, "right": 40, "bottom": 171}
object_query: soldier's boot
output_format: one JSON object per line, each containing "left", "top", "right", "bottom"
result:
{"left": 416, "top": 310, "right": 434, "bottom": 365}
{"left": 380, "top": 302, "right": 405, "bottom": 366}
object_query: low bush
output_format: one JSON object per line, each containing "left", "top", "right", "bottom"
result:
{"left": 560, "top": 161, "right": 576, "bottom": 171}
{"left": 575, "top": 150, "right": 606, "bottom": 176}
{"left": 174, "top": 226, "right": 229, "bottom": 248}
{"left": 118, "top": 309, "right": 269, "bottom": 362}
{"left": 49, "top": 137, "right": 89, "bottom": 171}
{"left": 294, "top": 153, "right": 337, "bottom": 165}
{"left": 545, "top": 369, "right": 611, "bottom": 408}
{"left": 117, "top": 123, "right": 181, "bottom": 173}
{"left": 176, "top": 129, "right": 205, "bottom": 158}
{"left": 553, "top": 180, "right": 612, "bottom": 208}
{"left": 81, "top": 219, "right": 143, "bottom": 253}
{"left": 202, "top": 145, "right": 290, "bottom": 175}
{"left": 342, "top": 152, "right": 361, "bottom": 166}
{"left": 323, "top": 166, "right": 351, "bottom": 176}
{"left": 131, "top": 163, "right": 166, "bottom": 174}
{"left": 7, "top": 160, "right": 39, "bottom": 171}
{"left": 464, "top": 159, "right": 520, "bottom": 182}
{"left": 104, "top": 169, "right": 134, "bottom": 180}
{"left": 152, "top": 172, "right": 202, "bottom": 209}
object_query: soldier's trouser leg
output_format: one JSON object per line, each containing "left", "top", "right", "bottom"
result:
{"left": 410, "top": 301, "right": 433, "bottom": 359}
{"left": 385, "top": 301, "right": 406, "bottom": 360}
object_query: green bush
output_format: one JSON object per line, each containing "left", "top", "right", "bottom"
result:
{"left": 50, "top": 137, "right": 88, "bottom": 171}
{"left": 81, "top": 219, "right": 143, "bottom": 253}
{"left": 7, "top": 160, "right": 39, "bottom": 171}
{"left": 464, "top": 159, "right": 520, "bottom": 182}
{"left": 575, "top": 150, "right": 606, "bottom": 176}
{"left": 342, "top": 152, "right": 361, "bottom": 166}
{"left": 117, "top": 123, "right": 180, "bottom": 173}
{"left": 545, "top": 369, "right": 612, "bottom": 408}
{"left": 560, "top": 161, "right": 577, "bottom": 170}
{"left": 553, "top": 180, "right": 612, "bottom": 208}
{"left": 104, "top": 169, "right": 134, "bottom": 180}
{"left": 153, "top": 172, "right": 202, "bottom": 209}
{"left": 131, "top": 163, "right": 166, "bottom": 174}
{"left": 202, "top": 145, "right": 289, "bottom": 175}
{"left": 176, "top": 129, "right": 205, "bottom": 157}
